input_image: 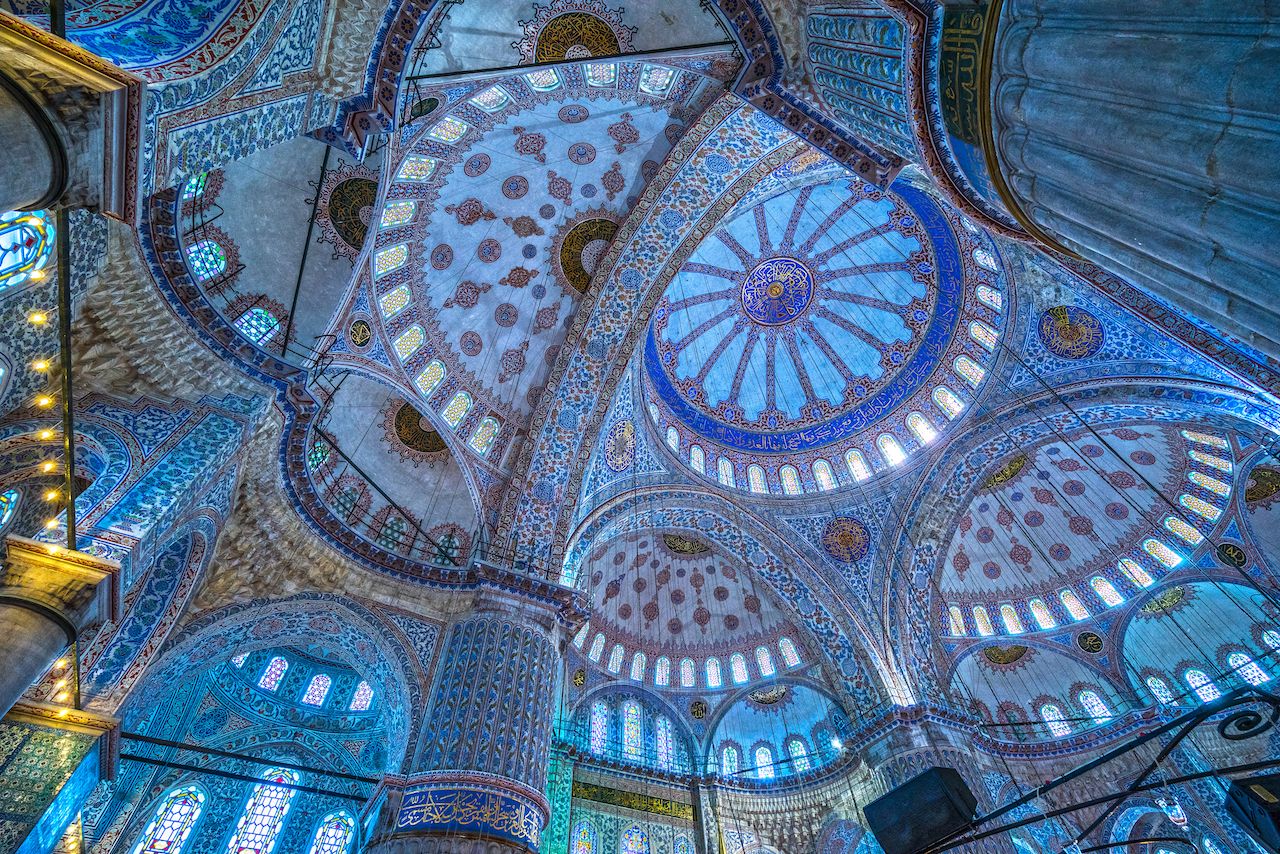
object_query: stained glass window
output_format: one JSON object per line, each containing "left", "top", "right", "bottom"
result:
{"left": 1000, "top": 604, "right": 1024, "bottom": 634}
{"left": 655, "top": 716, "right": 674, "bottom": 769}
{"left": 1029, "top": 598, "right": 1056, "bottom": 629}
{"left": 607, "top": 644, "right": 624, "bottom": 673}
{"left": 620, "top": 825, "right": 649, "bottom": 854}
{"left": 630, "top": 651, "right": 646, "bottom": 682}
{"left": 639, "top": 63, "right": 677, "bottom": 94}
{"left": 1188, "top": 471, "right": 1230, "bottom": 497}
{"left": 845, "top": 449, "right": 872, "bottom": 481}
{"left": 780, "top": 464, "right": 802, "bottom": 495}
{"left": 1201, "top": 838, "right": 1225, "bottom": 854}
{"left": 590, "top": 701, "right": 607, "bottom": 755}
{"left": 427, "top": 116, "right": 469, "bottom": 143}
{"left": 756, "top": 646, "right": 776, "bottom": 677}
{"left": 947, "top": 605, "right": 966, "bottom": 635}
{"left": 1228, "top": 652, "right": 1270, "bottom": 685}
{"left": 0, "top": 488, "right": 18, "bottom": 531}
{"left": 397, "top": 155, "right": 437, "bottom": 182}
{"left": 375, "top": 244, "right": 408, "bottom": 277}
{"left": 232, "top": 653, "right": 248, "bottom": 668}
{"left": 706, "top": 657, "right": 722, "bottom": 688}
{"left": 717, "top": 457, "right": 735, "bottom": 486}
{"left": 379, "top": 285, "right": 411, "bottom": 317}
{"left": 469, "top": 85, "right": 509, "bottom": 112}
{"left": 1189, "top": 450, "right": 1232, "bottom": 472}
{"left": 1179, "top": 494, "right": 1221, "bottom": 522}
{"left": 1163, "top": 516, "right": 1203, "bottom": 545}
{"left": 1090, "top": 577, "right": 1124, "bottom": 607}
{"left": 747, "top": 464, "right": 767, "bottom": 493}
{"left": 377, "top": 516, "right": 405, "bottom": 554}
{"left": 441, "top": 391, "right": 472, "bottom": 428}
{"left": 349, "top": 681, "right": 373, "bottom": 711}
{"left": 393, "top": 326, "right": 424, "bottom": 360}
{"left": 1184, "top": 668, "right": 1221, "bottom": 703}
{"left": 186, "top": 239, "right": 227, "bottom": 282}
{"left": 907, "top": 412, "right": 938, "bottom": 445}
{"left": 588, "top": 633, "right": 605, "bottom": 662}
{"left": 415, "top": 360, "right": 446, "bottom": 397}
{"left": 969, "top": 320, "right": 998, "bottom": 351}
{"left": 975, "top": 285, "right": 1003, "bottom": 311}
{"left": 878, "top": 434, "right": 906, "bottom": 466}
{"left": 730, "top": 653, "right": 749, "bottom": 684}
{"left": 655, "top": 656, "right": 670, "bottom": 686}
{"left": 1265, "top": 630, "right": 1280, "bottom": 650}
{"left": 132, "top": 786, "right": 205, "bottom": 854}
{"left": 680, "top": 658, "right": 695, "bottom": 687}
{"left": 380, "top": 201, "right": 416, "bottom": 229}
{"left": 1145, "top": 675, "right": 1175, "bottom": 705}
{"left": 181, "top": 173, "right": 207, "bottom": 201}
{"left": 973, "top": 605, "right": 994, "bottom": 636}
{"left": 301, "top": 674, "right": 331, "bottom": 706}
{"left": 1040, "top": 703, "right": 1072, "bottom": 737}
{"left": 307, "top": 812, "right": 354, "bottom": 854}
{"left": 1143, "top": 538, "right": 1182, "bottom": 568}
{"left": 955, "top": 355, "right": 986, "bottom": 387}
{"left": 1078, "top": 690, "right": 1112, "bottom": 723}
{"left": 573, "top": 819, "right": 596, "bottom": 854}
{"left": 334, "top": 488, "right": 360, "bottom": 523}
{"left": 259, "top": 656, "right": 288, "bottom": 691}
{"left": 666, "top": 426, "right": 679, "bottom": 450}
{"left": 1180, "top": 429, "right": 1228, "bottom": 449}
{"left": 307, "top": 440, "right": 329, "bottom": 470}
{"left": 1118, "top": 559, "right": 1154, "bottom": 588}
{"left": 722, "top": 745, "right": 739, "bottom": 776}
{"left": 973, "top": 247, "right": 999, "bottom": 271}
{"left": 225, "top": 768, "right": 297, "bottom": 854}
{"left": 234, "top": 307, "right": 280, "bottom": 345}
{"left": 524, "top": 68, "right": 561, "bottom": 91}
{"left": 690, "top": 444, "right": 705, "bottom": 474}
{"left": 622, "top": 700, "right": 642, "bottom": 760}
{"left": 573, "top": 623, "right": 589, "bottom": 648}
{"left": 787, "top": 738, "right": 810, "bottom": 773}
{"left": 1060, "top": 589, "right": 1089, "bottom": 621}
{"left": 468, "top": 417, "right": 500, "bottom": 456}
{"left": 586, "top": 62, "right": 617, "bottom": 86}
{"left": 933, "top": 386, "right": 965, "bottom": 419}
{"left": 779, "top": 637, "right": 801, "bottom": 667}
{"left": 755, "top": 745, "right": 774, "bottom": 780}
{"left": 813, "top": 459, "right": 837, "bottom": 490}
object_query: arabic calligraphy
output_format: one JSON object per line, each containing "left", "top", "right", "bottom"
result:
{"left": 396, "top": 787, "right": 542, "bottom": 846}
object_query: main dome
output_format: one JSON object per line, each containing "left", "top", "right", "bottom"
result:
{"left": 644, "top": 177, "right": 1006, "bottom": 494}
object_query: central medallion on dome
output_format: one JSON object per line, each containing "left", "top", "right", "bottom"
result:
{"left": 740, "top": 257, "right": 814, "bottom": 325}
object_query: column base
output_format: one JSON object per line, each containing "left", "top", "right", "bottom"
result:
{"left": 364, "top": 774, "right": 548, "bottom": 854}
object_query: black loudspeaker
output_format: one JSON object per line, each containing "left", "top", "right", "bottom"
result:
{"left": 1227, "top": 773, "right": 1280, "bottom": 853}
{"left": 864, "top": 766, "right": 978, "bottom": 854}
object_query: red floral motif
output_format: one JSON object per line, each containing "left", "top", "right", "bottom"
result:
{"left": 500, "top": 267, "right": 540, "bottom": 287}
{"left": 444, "top": 198, "right": 496, "bottom": 226}
{"left": 601, "top": 161, "right": 625, "bottom": 201}
{"left": 608, "top": 112, "right": 638, "bottom": 153}
{"left": 443, "top": 279, "right": 491, "bottom": 309}
{"left": 503, "top": 215, "right": 544, "bottom": 238}
{"left": 534, "top": 305, "right": 560, "bottom": 333}
{"left": 547, "top": 170, "right": 573, "bottom": 203}
{"left": 512, "top": 126, "right": 547, "bottom": 163}
{"left": 498, "top": 341, "right": 529, "bottom": 383}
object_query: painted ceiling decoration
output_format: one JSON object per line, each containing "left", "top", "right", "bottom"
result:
{"left": 314, "top": 161, "right": 381, "bottom": 263}
{"left": 516, "top": 0, "right": 637, "bottom": 63}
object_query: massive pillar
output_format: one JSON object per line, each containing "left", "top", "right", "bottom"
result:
{"left": 980, "top": 0, "right": 1280, "bottom": 355}
{"left": 364, "top": 571, "right": 584, "bottom": 853}
{"left": 0, "top": 69, "right": 65, "bottom": 213}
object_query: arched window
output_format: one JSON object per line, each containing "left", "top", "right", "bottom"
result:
{"left": 975, "top": 285, "right": 1002, "bottom": 311}
{"left": 755, "top": 745, "right": 775, "bottom": 780}
{"left": 307, "top": 440, "right": 330, "bottom": 470}
{"left": 1179, "top": 493, "right": 1221, "bottom": 521}
{"left": 380, "top": 199, "right": 417, "bottom": 228}
{"left": 1090, "top": 577, "right": 1124, "bottom": 607}
{"left": 1228, "top": 652, "right": 1270, "bottom": 685}
{"left": 524, "top": 68, "right": 562, "bottom": 92}
{"left": 878, "top": 434, "right": 906, "bottom": 466}
{"left": 690, "top": 444, "right": 705, "bottom": 474}
{"left": 301, "top": 674, "right": 331, "bottom": 707}
{"left": 655, "top": 656, "right": 670, "bottom": 687}
{"left": 379, "top": 285, "right": 411, "bottom": 317}
{"left": 186, "top": 239, "right": 226, "bottom": 282}
{"left": 132, "top": 785, "right": 205, "bottom": 854}
{"left": 258, "top": 656, "right": 288, "bottom": 691}
{"left": 680, "top": 658, "right": 695, "bottom": 687}
{"left": 845, "top": 449, "right": 872, "bottom": 481}
{"left": 907, "top": 412, "right": 938, "bottom": 445}
{"left": 933, "top": 386, "right": 965, "bottom": 419}
{"left": 665, "top": 427, "right": 679, "bottom": 450}
{"left": 1188, "top": 449, "right": 1232, "bottom": 472}
{"left": 717, "top": 457, "right": 735, "bottom": 487}
{"left": 1201, "top": 837, "right": 1226, "bottom": 854}
{"left": 606, "top": 644, "right": 624, "bottom": 674}
{"left": 786, "top": 738, "right": 810, "bottom": 773}
{"left": 1181, "top": 429, "right": 1228, "bottom": 449}
{"left": 232, "top": 654, "right": 248, "bottom": 668}
{"left": 0, "top": 209, "right": 53, "bottom": 292}
{"left": 639, "top": 63, "right": 676, "bottom": 95}
{"left": 1265, "top": 630, "right": 1280, "bottom": 650}
{"left": 629, "top": 651, "right": 646, "bottom": 682}
{"left": 1040, "top": 704, "right": 1072, "bottom": 738}
{"left": 415, "top": 360, "right": 446, "bottom": 397}
{"left": 730, "top": 653, "right": 749, "bottom": 684}
{"left": 1118, "top": 559, "right": 1153, "bottom": 588}
{"left": 377, "top": 516, "right": 407, "bottom": 550}
{"left": 1078, "top": 690, "right": 1112, "bottom": 723}
{"left": 375, "top": 244, "right": 408, "bottom": 277}
{"left": 973, "top": 247, "right": 999, "bottom": 271}
{"left": 573, "top": 819, "right": 597, "bottom": 854}
{"left": 468, "top": 417, "right": 500, "bottom": 456}
{"left": 307, "top": 811, "right": 354, "bottom": 854}
{"left": 0, "top": 488, "right": 18, "bottom": 531}
{"left": 968, "top": 320, "right": 998, "bottom": 351}
{"left": 813, "top": 459, "right": 837, "bottom": 490}
{"left": 397, "top": 155, "right": 438, "bottom": 182}
{"left": 226, "top": 769, "right": 298, "bottom": 854}
{"left": 973, "top": 605, "right": 995, "bottom": 637}
{"left": 1188, "top": 471, "right": 1230, "bottom": 497}
{"left": 588, "top": 633, "right": 605, "bottom": 662}
{"left": 441, "top": 391, "right": 472, "bottom": 428}
{"left": 621, "top": 700, "right": 642, "bottom": 760}
{"left": 233, "top": 307, "right": 280, "bottom": 345}
{"left": 349, "top": 681, "right": 373, "bottom": 711}
{"left": 747, "top": 464, "right": 768, "bottom": 493}
{"left": 1184, "top": 668, "right": 1222, "bottom": 703}
{"left": 1163, "top": 516, "right": 1203, "bottom": 545}
{"left": 756, "top": 646, "right": 776, "bottom": 677}
{"left": 721, "top": 745, "right": 739, "bottom": 776}
{"left": 1143, "top": 538, "right": 1182, "bottom": 568}
{"left": 1000, "top": 604, "right": 1024, "bottom": 634}
{"left": 620, "top": 825, "right": 650, "bottom": 854}
{"left": 655, "top": 716, "right": 674, "bottom": 770}
{"left": 573, "top": 623, "right": 589, "bottom": 648}
{"left": 705, "top": 657, "right": 722, "bottom": 689}
{"left": 778, "top": 637, "right": 801, "bottom": 667}
{"left": 1060, "top": 589, "right": 1089, "bottom": 621}
{"left": 1145, "top": 676, "right": 1175, "bottom": 705}
{"left": 779, "top": 465, "right": 802, "bottom": 495}
{"left": 1029, "top": 598, "right": 1056, "bottom": 630}
{"left": 954, "top": 355, "right": 986, "bottom": 387}
{"left": 947, "top": 606, "right": 966, "bottom": 635}
{"left": 589, "top": 701, "right": 608, "bottom": 755}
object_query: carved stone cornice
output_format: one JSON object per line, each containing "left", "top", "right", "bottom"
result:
{"left": 1, "top": 535, "right": 120, "bottom": 631}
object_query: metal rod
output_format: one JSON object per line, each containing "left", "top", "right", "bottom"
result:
{"left": 119, "top": 753, "right": 369, "bottom": 801}
{"left": 56, "top": 207, "right": 75, "bottom": 552}
{"left": 282, "top": 144, "right": 330, "bottom": 357}
{"left": 49, "top": 0, "right": 64, "bottom": 38}
{"left": 403, "top": 39, "right": 736, "bottom": 84}
{"left": 121, "top": 731, "right": 379, "bottom": 784}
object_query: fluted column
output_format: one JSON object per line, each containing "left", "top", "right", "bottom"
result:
{"left": 986, "top": 0, "right": 1280, "bottom": 356}
{"left": 0, "top": 536, "right": 118, "bottom": 716}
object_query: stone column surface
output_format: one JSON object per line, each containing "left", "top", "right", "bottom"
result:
{"left": 0, "top": 72, "right": 60, "bottom": 213}
{"left": 0, "top": 536, "right": 119, "bottom": 717}
{"left": 364, "top": 572, "right": 582, "bottom": 854}
{"left": 990, "top": 0, "right": 1280, "bottom": 356}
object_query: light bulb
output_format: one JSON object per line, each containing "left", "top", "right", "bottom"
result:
{"left": 44, "top": 489, "right": 59, "bottom": 501}
{"left": 41, "top": 461, "right": 56, "bottom": 472}
{"left": 32, "top": 359, "right": 49, "bottom": 371}
{"left": 28, "top": 311, "right": 48, "bottom": 325}
{"left": 35, "top": 396, "right": 53, "bottom": 408}
{"left": 38, "top": 429, "right": 54, "bottom": 440}
{"left": 45, "top": 519, "right": 59, "bottom": 529}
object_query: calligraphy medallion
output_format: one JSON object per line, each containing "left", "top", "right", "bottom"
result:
{"left": 741, "top": 257, "right": 814, "bottom": 326}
